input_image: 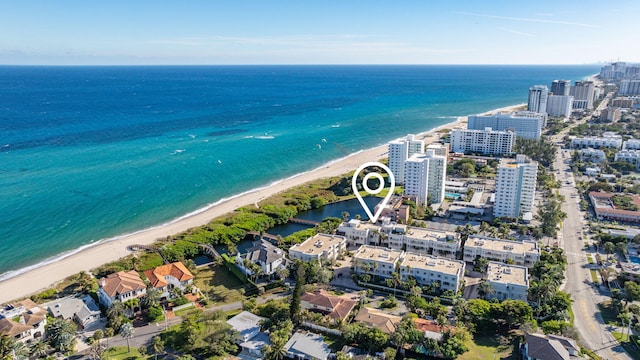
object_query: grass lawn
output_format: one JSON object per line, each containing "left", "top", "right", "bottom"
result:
{"left": 194, "top": 265, "right": 245, "bottom": 305}
{"left": 590, "top": 269, "right": 600, "bottom": 284}
{"left": 612, "top": 332, "right": 640, "bottom": 360}
{"left": 104, "top": 346, "right": 146, "bottom": 359}
{"left": 598, "top": 301, "right": 619, "bottom": 326}
{"left": 457, "top": 335, "right": 518, "bottom": 360}
{"left": 587, "top": 255, "right": 594, "bottom": 264}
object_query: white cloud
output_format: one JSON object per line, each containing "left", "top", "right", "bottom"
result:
{"left": 454, "top": 11, "right": 599, "bottom": 28}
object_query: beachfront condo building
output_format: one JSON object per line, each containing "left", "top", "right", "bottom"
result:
{"left": 493, "top": 154, "right": 538, "bottom": 219}
{"left": 399, "top": 253, "right": 465, "bottom": 294}
{"left": 449, "top": 127, "right": 515, "bottom": 156}
{"left": 467, "top": 111, "right": 545, "bottom": 140}
{"left": 463, "top": 235, "right": 540, "bottom": 267}
{"left": 527, "top": 85, "right": 548, "bottom": 114}
{"left": 551, "top": 80, "right": 571, "bottom": 96}
{"left": 485, "top": 262, "right": 529, "bottom": 301}
{"left": 404, "top": 150, "right": 446, "bottom": 206}
{"left": 620, "top": 80, "right": 640, "bottom": 96}
{"left": 615, "top": 150, "right": 640, "bottom": 170}
{"left": 546, "top": 95, "right": 574, "bottom": 119}
{"left": 388, "top": 134, "right": 424, "bottom": 185}
{"left": 570, "top": 80, "right": 595, "bottom": 109}
{"left": 288, "top": 233, "right": 346, "bottom": 263}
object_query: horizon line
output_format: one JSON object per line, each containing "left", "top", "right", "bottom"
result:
{"left": 0, "top": 63, "right": 606, "bottom": 67}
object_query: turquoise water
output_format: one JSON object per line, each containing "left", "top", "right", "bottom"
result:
{"left": 0, "top": 65, "right": 599, "bottom": 278}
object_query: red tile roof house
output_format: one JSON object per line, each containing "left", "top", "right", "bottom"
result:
{"left": 300, "top": 289, "right": 359, "bottom": 323}
{"left": 97, "top": 270, "right": 147, "bottom": 307}
{"left": 0, "top": 299, "right": 47, "bottom": 344}
{"left": 144, "top": 262, "right": 194, "bottom": 300}
{"left": 589, "top": 191, "right": 640, "bottom": 223}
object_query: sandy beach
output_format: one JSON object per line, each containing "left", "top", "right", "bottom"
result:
{"left": 0, "top": 104, "right": 523, "bottom": 304}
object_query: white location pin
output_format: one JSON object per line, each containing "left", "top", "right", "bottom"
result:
{"left": 352, "top": 161, "right": 395, "bottom": 223}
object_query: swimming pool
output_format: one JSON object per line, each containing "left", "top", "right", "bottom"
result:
{"left": 445, "top": 193, "right": 462, "bottom": 200}
{"left": 628, "top": 255, "right": 640, "bottom": 265}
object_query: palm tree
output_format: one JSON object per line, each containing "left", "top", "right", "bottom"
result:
{"left": 603, "top": 242, "right": 615, "bottom": 260}
{"left": 143, "top": 288, "right": 162, "bottom": 309}
{"left": 29, "top": 339, "right": 51, "bottom": 358}
{"left": 477, "top": 280, "right": 494, "bottom": 300}
{"left": 119, "top": 323, "right": 135, "bottom": 353}
{"left": 11, "top": 342, "right": 29, "bottom": 360}
{"left": 263, "top": 333, "right": 288, "bottom": 360}
{"left": 479, "top": 222, "right": 490, "bottom": 235}
{"left": 152, "top": 336, "right": 164, "bottom": 360}
{"left": 124, "top": 298, "right": 139, "bottom": 316}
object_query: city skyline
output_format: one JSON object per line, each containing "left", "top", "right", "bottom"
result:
{"left": 1, "top": 0, "right": 639, "bottom": 65}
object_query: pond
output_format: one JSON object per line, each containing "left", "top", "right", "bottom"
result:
{"left": 215, "top": 196, "right": 382, "bottom": 254}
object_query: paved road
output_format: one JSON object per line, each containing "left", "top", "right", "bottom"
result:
{"left": 551, "top": 97, "right": 632, "bottom": 359}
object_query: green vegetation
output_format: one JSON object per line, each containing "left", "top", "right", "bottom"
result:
{"left": 193, "top": 265, "right": 245, "bottom": 305}
{"left": 104, "top": 346, "right": 146, "bottom": 359}
{"left": 590, "top": 269, "right": 600, "bottom": 284}
{"left": 513, "top": 138, "right": 557, "bottom": 168}
{"left": 160, "top": 310, "right": 239, "bottom": 358}
{"left": 612, "top": 194, "right": 639, "bottom": 211}
{"left": 457, "top": 335, "right": 518, "bottom": 360}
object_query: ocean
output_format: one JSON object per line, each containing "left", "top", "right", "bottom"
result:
{"left": 0, "top": 65, "right": 598, "bottom": 278}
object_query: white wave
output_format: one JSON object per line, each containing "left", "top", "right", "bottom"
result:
{"left": 254, "top": 136, "right": 275, "bottom": 140}
{"left": 171, "top": 149, "right": 186, "bottom": 155}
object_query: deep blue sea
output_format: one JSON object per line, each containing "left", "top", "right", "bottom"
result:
{"left": 0, "top": 65, "right": 598, "bottom": 278}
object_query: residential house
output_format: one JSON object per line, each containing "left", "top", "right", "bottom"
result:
{"left": 237, "top": 239, "right": 286, "bottom": 277}
{"left": 289, "top": 233, "right": 346, "bottom": 263}
{"left": 484, "top": 262, "right": 529, "bottom": 301}
{"left": 97, "top": 270, "right": 147, "bottom": 307}
{"left": 48, "top": 295, "right": 101, "bottom": 329}
{"left": 285, "top": 331, "right": 332, "bottom": 360}
{"left": 144, "top": 262, "right": 194, "bottom": 299}
{"left": 300, "top": 289, "right": 358, "bottom": 322}
{"left": 463, "top": 236, "right": 540, "bottom": 268}
{"left": 414, "top": 318, "right": 446, "bottom": 342}
{"left": 0, "top": 300, "right": 46, "bottom": 343}
{"left": 522, "top": 333, "right": 580, "bottom": 360}
{"left": 353, "top": 307, "right": 402, "bottom": 334}
{"left": 227, "top": 311, "right": 270, "bottom": 358}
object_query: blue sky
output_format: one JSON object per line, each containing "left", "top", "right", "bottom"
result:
{"left": 1, "top": 0, "right": 638, "bottom": 65}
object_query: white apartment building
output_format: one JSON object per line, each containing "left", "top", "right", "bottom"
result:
{"left": 578, "top": 148, "right": 606, "bottom": 163}
{"left": 425, "top": 143, "right": 449, "bottom": 158}
{"left": 449, "top": 127, "right": 514, "bottom": 156}
{"left": 388, "top": 134, "right": 424, "bottom": 185}
{"left": 571, "top": 80, "right": 595, "bottom": 109}
{"left": 571, "top": 134, "right": 622, "bottom": 149}
{"left": 546, "top": 95, "right": 573, "bottom": 119}
{"left": 485, "top": 262, "right": 529, "bottom": 301}
{"left": 528, "top": 85, "right": 548, "bottom": 113}
{"left": 288, "top": 233, "right": 346, "bottom": 263}
{"left": 353, "top": 245, "right": 403, "bottom": 279}
{"left": 463, "top": 235, "right": 540, "bottom": 267}
{"left": 620, "top": 79, "right": 640, "bottom": 96}
{"left": 615, "top": 150, "right": 640, "bottom": 169}
{"left": 550, "top": 80, "right": 571, "bottom": 96}
{"left": 404, "top": 150, "right": 447, "bottom": 206}
{"left": 467, "top": 112, "right": 545, "bottom": 140}
{"left": 494, "top": 155, "right": 538, "bottom": 219}
{"left": 399, "top": 253, "right": 465, "bottom": 294}
{"left": 399, "top": 227, "right": 460, "bottom": 258}
{"left": 337, "top": 219, "right": 382, "bottom": 247}
{"left": 623, "top": 138, "right": 640, "bottom": 150}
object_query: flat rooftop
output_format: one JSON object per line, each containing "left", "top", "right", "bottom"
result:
{"left": 405, "top": 227, "right": 457, "bottom": 242}
{"left": 290, "top": 233, "right": 345, "bottom": 255}
{"left": 400, "top": 253, "right": 464, "bottom": 275}
{"left": 486, "top": 262, "right": 529, "bottom": 287}
{"left": 467, "top": 235, "right": 539, "bottom": 255}
{"left": 353, "top": 245, "right": 403, "bottom": 265}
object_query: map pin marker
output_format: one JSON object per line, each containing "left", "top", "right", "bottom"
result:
{"left": 352, "top": 161, "right": 395, "bottom": 223}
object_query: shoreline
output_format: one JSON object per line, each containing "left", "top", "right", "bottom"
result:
{"left": 0, "top": 103, "right": 523, "bottom": 304}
